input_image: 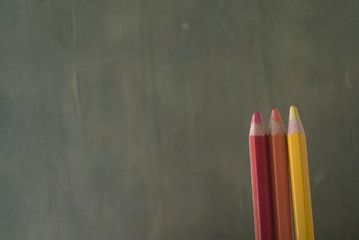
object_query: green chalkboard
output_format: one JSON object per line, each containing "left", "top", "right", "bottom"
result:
{"left": 1, "top": 0, "right": 358, "bottom": 239}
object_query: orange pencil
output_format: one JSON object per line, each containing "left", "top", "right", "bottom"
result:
{"left": 268, "top": 109, "right": 293, "bottom": 240}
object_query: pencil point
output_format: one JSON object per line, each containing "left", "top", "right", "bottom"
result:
{"left": 289, "top": 106, "right": 300, "bottom": 120}
{"left": 250, "top": 112, "right": 266, "bottom": 136}
{"left": 252, "top": 112, "right": 263, "bottom": 124}
{"left": 271, "top": 108, "right": 282, "bottom": 122}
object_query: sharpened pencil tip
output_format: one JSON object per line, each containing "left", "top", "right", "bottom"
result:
{"left": 251, "top": 112, "right": 263, "bottom": 124}
{"left": 289, "top": 106, "right": 300, "bottom": 120}
{"left": 270, "top": 108, "right": 282, "bottom": 122}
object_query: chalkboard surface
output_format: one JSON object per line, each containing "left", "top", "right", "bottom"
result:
{"left": 1, "top": 0, "right": 359, "bottom": 239}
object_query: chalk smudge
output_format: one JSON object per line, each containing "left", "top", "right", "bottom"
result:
{"left": 345, "top": 70, "right": 352, "bottom": 90}
{"left": 71, "top": 70, "right": 81, "bottom": 117}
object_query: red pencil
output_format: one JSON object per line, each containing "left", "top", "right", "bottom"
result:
{"left": 249, "top": 112, "right": 274, "bottom": 240}
{"left": 268, "top": 109, "right": 293, "bottom": 240}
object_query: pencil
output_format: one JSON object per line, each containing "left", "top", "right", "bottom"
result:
{"left": 249, "top": 112, "right": 274, "bottom": 240}
{"left": 268, "top": 109, "right": 292, "bottom": 240}
{"left": 287, "top": 106, "right": 314, "bottom": 240}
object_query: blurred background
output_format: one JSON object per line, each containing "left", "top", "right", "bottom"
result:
{"left": 1, "top": 0, "right": 359, "bottom": 239}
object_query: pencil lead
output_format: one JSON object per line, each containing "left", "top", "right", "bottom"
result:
{"left": 251, "top": 112, "right": 263, "bottom": 124}
{"left": 289, "top": 106, "right": 300, "bottom": 120}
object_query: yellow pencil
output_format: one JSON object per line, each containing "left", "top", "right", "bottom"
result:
{"left": 287, "top": 106, "right": 314, "bottom": 240}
